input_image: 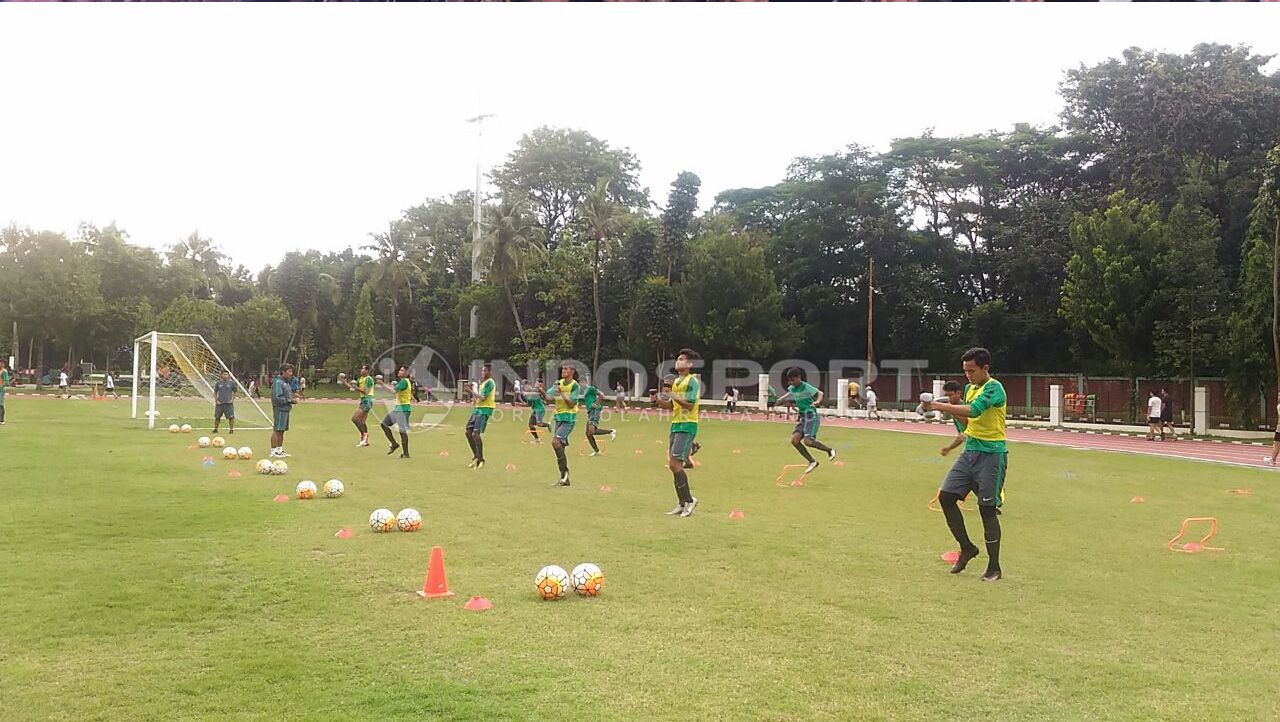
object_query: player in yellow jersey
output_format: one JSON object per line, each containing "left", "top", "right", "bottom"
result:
{"left": 662, "top": 348, "right": 701, "bottom": 517}
{"left": 922, "top": 347, "right": 1007, "bottom": 581}
{"left": 342, "top": 363, "right": 376, "bottom": 447}
{"left": 378, "top": 364, "right": 414, "bottom": 459}
{"left": 543, "top": 363, "right": 581, "bottom": 487}
{"left": 466, "top": 363, "right": 497, "bottom": 469}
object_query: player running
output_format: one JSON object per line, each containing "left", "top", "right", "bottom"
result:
{"left": 662, "top": 348, "right": 701, "bottom": 517}
{"left": 775, "top": 368, "right": 836, "bottom": 474}
{"left": 379, "top": 364, "right": 413, "bottom": 459}
{"left": 524, "top": 381, "right": 550, "bottom": 443}
{"left": 921, "top": 347, "right": 1008, "bottom": 582}
{"left": 343, "top": 364, "right": 375, "bottom": 446}
{"left": 545, "top": 363, "right": 580, "bottom": 487}
{"left": 465, "top": 363, "right": 496, "bottom": 469}
{"left": 582, "top": 382, "right": 617, "bottom": 456}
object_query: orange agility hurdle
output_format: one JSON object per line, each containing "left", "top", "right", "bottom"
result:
{"left": 926, "top": 491, "right": 973, "bottom": 513}
{"left": 774, "top": 464, "right": 809, "bottom": 487}
{"left": 1167, "top": 517, "right": 1224, "bottom": 554}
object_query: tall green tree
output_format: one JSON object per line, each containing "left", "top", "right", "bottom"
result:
{"left": 579, "top": 177, "right": 621, "bottom": 373}
{"left": 491, "top": 127, "right": 646, "bottom": 246}
{"left": 682, "top": 225, "right": 802, "bottom": 361}
{"left": 1152, "top": 201, "right": 1228, "bottom": 380}
{"left": 1059, "top": 192, "right": 1166, "bottom": 379}
{"left": 477, "top": 198, "right": 546, "bottom": 352}
{"left": 660, "top": 171, "right": 701, "bottom": 281}
{"left": 166, "top": 232, "right": 228, "bottom": 300}
{"left": 347, "top": 282, "right": 379, "bottom": 368}
{"left": 363, "top": 222, "right": 420, "bottom": 354}
{"left": 629, "top": 277, "right": 678, "bottom": 366}
{"left": 1060, "top": 43, "right": 1280, "bottom": 275}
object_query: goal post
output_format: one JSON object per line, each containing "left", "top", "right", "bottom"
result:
{"left": 131, "top": 331, "right": 272, "bottom": 430}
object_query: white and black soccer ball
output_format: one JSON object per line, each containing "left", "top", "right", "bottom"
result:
{"left": 570, "top": 563, "right": 604, "bottom": 597}
{"left": 396, "top": 508, "right": 422, "bottom": 532}
{"left": 534, "top": 565, "right": 570, "bottom": 600}
{"left": 323, "top": 479, "right": 344, "bottom": 498}
{"left": 271, "top": 460, "right": 288, "bottom": 475}
{"left": 369, "top": 508, "right": 396, "bottom": 533}
{"left": 223, "top": 447, "right": 239, "bottom": 460}
{"left": 197, "top": 436, "right": 211, "bottom": 448}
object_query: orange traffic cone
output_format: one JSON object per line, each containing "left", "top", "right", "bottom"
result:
{"left": 417, "top": 545, "right": 455, "bottom": 599}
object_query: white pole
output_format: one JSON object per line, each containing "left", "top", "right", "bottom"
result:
{"left": 758, "top": 373, "right": 769, "bottom": 413}
{"left": 1193, "top": 386, "right": 1208, "bottom": 436}
{"left": 131, "top": 340, "right": 140, "bottom": 419}
{"left": 1049, "top": 384, "right": 1064, "bottom": 427}
{"left": 837, "top": 378, "right": 850, "bottom": 417}
{"left": 467, "top": 111, "right": 494, "bottom": 339}
{"left": 147, "top": 331, "right": 158, "bottom": 430}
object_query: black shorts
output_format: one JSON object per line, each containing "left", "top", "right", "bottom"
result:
{"left": 1148, "top": 416, "right": 1160, "bottom": 425}
{"left": 940, "top": 451, "right": 1007, "bottom": 508}
{"left": 215, "top": 403, "right": 235, "bottom": 421}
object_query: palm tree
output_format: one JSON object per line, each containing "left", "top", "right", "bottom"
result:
{"left": 476, "top": 199, "right": 545, "bottom": 351}
{"left": 166, "top": 232, "right": 227, "bottom": 299}
{"left": 363, "top": 222, "right": 421, "bottom": 353}
{"left": 580, "top": 178, "right": 620, "bottom": 375}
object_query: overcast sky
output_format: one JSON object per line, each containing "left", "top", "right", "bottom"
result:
{"left": 1, "top": 4, "right": 1276, "bottom": 268}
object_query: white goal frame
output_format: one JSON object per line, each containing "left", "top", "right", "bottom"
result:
{"left": 131, "top": 331, "right": 271, "bottom": 430}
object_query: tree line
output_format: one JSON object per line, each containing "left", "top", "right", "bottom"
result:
{"left": 3, "top": 43, "right": 1279, "bottom": 421}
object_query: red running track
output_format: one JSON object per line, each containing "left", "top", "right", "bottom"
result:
{"left": 746, "top": 414, "right": 1275, "bottom": 470}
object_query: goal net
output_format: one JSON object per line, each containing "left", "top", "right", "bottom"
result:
{"left": 131, "top": 331, "right": 271, "bottom": 430}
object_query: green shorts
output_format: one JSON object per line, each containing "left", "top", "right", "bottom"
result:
{"left": 466, "top": 412, "right": 490, "bottom": 434}
{"left": 554, "top": 419, "right": 575, "bottom": 445}
{"left": 669, "top": 430, "right": 697, "bottom": 461}
{"left": 273, "top": 408, "right": 290, "bottom": 432}
{"left": 940, "top": 451, "right": 1007, "bottom": 508}
{"left": 530, "top": 408, "right": 545, "bottom": 426}
{"left": 587, "top": 407, "right": 602, "bottom": 427}
{"left": 359, "top": 397, "right": 373, "bottom": 413}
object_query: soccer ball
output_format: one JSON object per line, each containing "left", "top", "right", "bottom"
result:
{"left": 180, "top": 424, "right": 193, "bottom": 434}
{"left": 222, "top": 447, "right": 239, "bottom": 460}
{"left": 238, "top": 447, "right": 253, "bottom": 460}
{"left": 323, "top": 479, "right": 345, "bottom": 498}
{"left": 211, "top": 436, "right": 226, "bottom": 448}
{"left": 271, "top": 460, "right": 288, "bottom": 475}
{"left": 369, "top": 508, "right": 396, "bottom": 533}
{"left": 919, "top": 392, "right": 934, "bottom": 404}
{"left": 396, "top": 508, "right": 422, "bottom": 532}
{"left": 296, "top": 480, "right": 317, "bottom": 500}
{"left": 197, "top": 436, "right": 211, "bottom": 448}
{"left": 534, "top": 565, "right": 570, "bottom": 600}
{"left": 570, "top": 563, "right": 604, "bottom": 597}
{"left": 256, "top": 459, "right": 273, "bottom": 475}
{"left": 168, "top": 424, "right": 180, "bottom": 434}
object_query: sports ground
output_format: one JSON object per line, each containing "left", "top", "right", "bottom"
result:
{"left": 3, "top": 398, "right": 1278, "bottom": 720}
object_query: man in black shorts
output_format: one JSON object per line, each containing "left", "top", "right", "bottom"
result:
{"left": 213, "top": 370, "right": 236, "bottom": 434}
{"left": 921, "top": 347, "right": 1008, "bottom": 582}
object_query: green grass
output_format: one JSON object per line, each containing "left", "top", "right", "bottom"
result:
{"left": 3, "top": 398, "right": 1279, "bottom": 721}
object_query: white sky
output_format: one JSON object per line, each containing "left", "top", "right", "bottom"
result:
{"left": 1, "top": 4, "right": 1276, "bottom": 268}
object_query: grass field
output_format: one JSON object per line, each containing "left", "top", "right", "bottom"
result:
{"left": 3, "top": 398, "right": 1278, "bottom": 721}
